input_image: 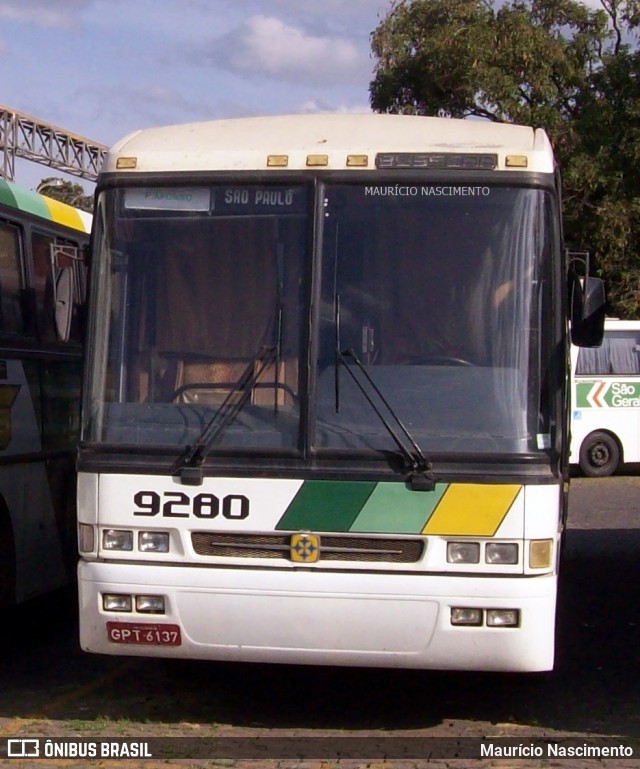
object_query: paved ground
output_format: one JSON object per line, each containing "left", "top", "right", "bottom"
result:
{"left": 0, "top": 475, "right": 638, "bottom": 768}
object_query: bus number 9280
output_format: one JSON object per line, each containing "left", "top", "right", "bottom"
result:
{"left": 133, "top": 491, "right": 250, "bottom": 519}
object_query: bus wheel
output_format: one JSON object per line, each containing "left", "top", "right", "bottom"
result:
{"left": 579, "top": 431, "right": 620, "bottom": 477}
{"left": 0, "top": 515, "right": 16, "bottom": 608}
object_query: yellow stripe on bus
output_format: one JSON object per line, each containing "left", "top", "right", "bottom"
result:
{"left": 422, "top": 483, "right": 521, "bottom": 536}
{"left": 43, "top": 196, "right": 86, "bottom": 231}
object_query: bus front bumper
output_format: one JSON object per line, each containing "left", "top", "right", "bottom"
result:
{"left": 78, "top": 560, "right": 557, "bottom": 672}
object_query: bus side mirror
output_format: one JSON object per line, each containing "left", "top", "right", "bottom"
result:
{"left": 571, "top": 276, "right": 606, "bottom": 347}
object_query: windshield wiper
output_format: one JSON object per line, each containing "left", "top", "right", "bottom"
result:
{"left": 332, "top": 291, "right": 434, "bottom": 491}
{"left": 337, "top": 348, "right": 435, "bottom": 491}
{"left": 173, "top": 345, "right": 278, "bottom": 484}
{"left": 173, "top": 239, "right": 288, "bottom": 484}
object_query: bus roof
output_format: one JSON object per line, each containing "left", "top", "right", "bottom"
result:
{"left": 602, "top": 318, "right": 640, "bottom": 331}
{"left": 0, "top": 177, "right": 92, "bottom": 233}
{"left": 104, "top": 113, "right": 555, "bottom": 176}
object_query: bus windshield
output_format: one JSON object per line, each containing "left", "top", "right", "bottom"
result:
{"left": 84, "top": 182, "right": 554, "bottom": 460}
{"left": 316, "top": 185, "right": 552, "bottom": 456}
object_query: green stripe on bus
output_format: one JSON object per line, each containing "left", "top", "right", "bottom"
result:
{"left": 349, "top": 482, "right": 448, "bottom": 533}
{"left": 0, "top": 178, "right": 52, "bottom": 221}
{"left": 0, "top": 179, "right": 89, "bottom": 232}
{"left": 0, "top": 178, "right": 18, "bottom": 209}
{"left": 10, "top": 183, "right": 51, "bottom": 220}
{"left": 276, "top": 480, "right": 377, "bottom": 532}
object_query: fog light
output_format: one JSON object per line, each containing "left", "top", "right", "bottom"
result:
{"left": 102, "top": 529, "right": 133, "bottom": 551}
{"left": 78, "top": 524, "right": 95, "bottom": 553}
{"left": 447, "top": 542, "right": 480, "bottom": 564}
{"left": 486, "top": 609, "right": 519, "bottom": 627}
{"left": 486, "top": 542, "right": 518, "bottom": 565}
{"left": 451, "top": 607, "right": 483, "bottom": 626}
{"left": 135, "top": 595, "right": 165, "bottom": 614}
{"left": 529, "top": 539, "right": 553, "bottom": 568}
{"left": 138, "top": 531, "right": 170, "bottom": 553}
{"left": 102, "top": 594, "right": 132, "bottom": 612}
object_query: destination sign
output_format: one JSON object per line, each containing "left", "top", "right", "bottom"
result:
{"left": 212, "top": 186, "right": 306, "bottom": 215}
{"left": 124, "top": 188, "right": 211, "bottom": 211}
{"left": 123, "top": 186, "right": 306, "bottom": 215}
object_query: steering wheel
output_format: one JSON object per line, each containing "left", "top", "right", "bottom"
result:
{"left": 401, "top": 355, "right": 473, "bottom": 367}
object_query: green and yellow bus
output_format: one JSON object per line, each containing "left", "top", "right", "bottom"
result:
{"left": 0, "top": 178, "right": 91, "bottom": 607}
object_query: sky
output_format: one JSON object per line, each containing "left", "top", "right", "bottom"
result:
{"left": 0, "top": 0, "right": 393, "bottom": 192}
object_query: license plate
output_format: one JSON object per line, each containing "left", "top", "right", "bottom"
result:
{"left": 106, "top": 621, "right": 182, "bottom": 646}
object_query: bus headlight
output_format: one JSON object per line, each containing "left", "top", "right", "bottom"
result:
{"left": 138, "top": 531, "right": 170, "bottom": 553}
{"left": 451, "top": 607, "right": 483, "bottom": 626}
{"left": 103, "top": 594, "right": 132, "bottom": 612}
{"left": 485, "top": 543, "right": 518, "bottom": 565}
{"left": 102, "top": 529, "right": 133, "bottom": 551}
{"left": 486, "top": 609, "right": 519, "bottom": 627}
{"left": 135, "top": 595, "right": 166, "bottom": 614}
{"left": 447, "top": 542, "right": 480, "bottom": 564}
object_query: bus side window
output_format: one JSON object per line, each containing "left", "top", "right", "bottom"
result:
{"left": 576, "top": 330, "right": 640, "bottom": 375}
{"left": 0, "top": 221, "right": 24, "bottom": 335}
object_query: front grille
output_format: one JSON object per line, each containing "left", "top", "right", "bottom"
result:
{"left": 191, "top": 532, "right": 425, "bottom": 563}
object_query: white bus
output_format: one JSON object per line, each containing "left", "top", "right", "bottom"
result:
{"left": 77, "top": 114, "right": 603, "bottom": 672}
{"left": 0, "top": 178, "right": 91, "bottom": 607}
{"left": 571, "top": 319, "right": 640, "bottom": 476}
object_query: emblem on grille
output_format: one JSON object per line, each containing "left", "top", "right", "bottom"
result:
{"left": 290, "top": 533, "right": 320, "bottom": 563}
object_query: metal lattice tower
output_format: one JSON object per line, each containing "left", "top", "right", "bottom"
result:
{"left": 0, "top": 104, "right": 108, "bottom": 182}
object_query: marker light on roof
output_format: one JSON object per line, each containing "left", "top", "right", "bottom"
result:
{"left": 116, "top": 157, "right": 137, "bottom": 169}
{"left": 267, "top": 155, "right": 288, "bottom": 167}
{"left": 306, "top": 154, "right": 328, "bottom": 166}
{"left": 346, "top": 154, "right": 369, "bottom": 167}
{"left": 506, "top": 155, "right": 528, "bottom": 168}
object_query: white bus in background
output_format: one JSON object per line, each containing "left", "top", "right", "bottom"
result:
{"left": 77, "top": 113, "right": 604, "bottom": 672}
{"left": 571, "top": 319, "right": 640, "bottom": 476}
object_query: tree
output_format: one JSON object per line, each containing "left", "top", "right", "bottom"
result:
{"left": 37, "top": 177, "right": 93, "bottom": 213}
{"left": 370, "top": 0, "right": 640, "bottom": 317}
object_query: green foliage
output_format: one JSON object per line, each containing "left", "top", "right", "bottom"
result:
{"left": 370, "top": 0, "right": 640, "bottom": 317}
{"left": 37, "top": 176, "right": 93, "bottom": 213}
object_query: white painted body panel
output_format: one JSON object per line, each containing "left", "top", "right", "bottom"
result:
{"left": 79, "top": 560, "right": 556, "bottom": 671}
{"left": 105, "top": 114, "right": 555, "bottom": 175}
{"left": 78, "top": 472, "right": 560, "bottom": 671}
